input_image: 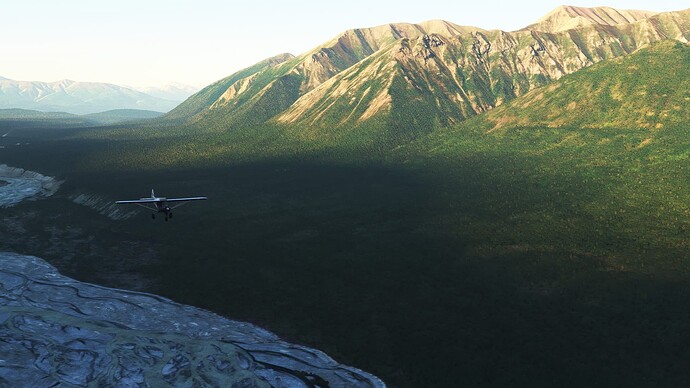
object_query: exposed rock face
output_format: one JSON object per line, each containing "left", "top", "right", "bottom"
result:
{"left": 166, "top": 20, "right": 478, "bottom": 126}
{"left": 480, "top": 40, "right": 690, "bottom": 130}
{"left": 170, "top": 7, "right": 690, "bottom": 134}
{"left": 276, "top": 8, "right": 690, "bottom": 131}
{"left": 0, "top": 253, "right": 385, "bottom": 387}
{"left": 277, "top": 7, "right": 690, "bottom": 127}
{"left": 291, "top": 20, "right": 475, "bottom": 95}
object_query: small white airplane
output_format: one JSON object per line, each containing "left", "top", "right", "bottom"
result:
{"left": 115, "top": 189, "right": 207, "bottom": 221}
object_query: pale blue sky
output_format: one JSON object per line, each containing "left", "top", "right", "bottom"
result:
{"left": 2, "top": 0, "right": 687, "bottom": 87}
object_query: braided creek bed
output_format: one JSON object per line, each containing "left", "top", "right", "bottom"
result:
{"left": 0, "top": 165, "right": 385, "bottom": 387}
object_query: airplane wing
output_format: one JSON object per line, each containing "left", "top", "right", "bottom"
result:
{"left": 115, "top": 199, "right": 160, "bottom": 204}
{"left": 164, "top": 197, "right": 208, "bottom": 202}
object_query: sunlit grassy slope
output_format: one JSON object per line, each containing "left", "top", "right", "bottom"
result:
{"left": 480, "top": 40, "right": 690, "bottom": 130}
{"left": 394, "top": 40, "right": 690, "bottom": 256}
{"left": 4, "top": 41, "right": 690, "bottom": 387}
{"left": 163, "top": 53, "right": 295, "bottom": 122}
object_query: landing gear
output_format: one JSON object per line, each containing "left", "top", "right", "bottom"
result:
{"left": 152, "top": 212, "right": 172, "bottom": 221}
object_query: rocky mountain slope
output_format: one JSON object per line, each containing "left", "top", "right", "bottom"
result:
{"left": 478, "top": 40, "right": 690, "bottom": 131}
{"left": 163, "top": 21, "right": 480, "bottom": 126}
{"left": 163, "top": 53, "right": 295, "bottom": 122}
{"left": 0, "top": 78, "right": 179, "bottom": 114}
{"left": 168, "top": 6, "right": 689, "bottom": 134}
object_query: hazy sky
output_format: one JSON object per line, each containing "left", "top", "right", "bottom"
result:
{"left": 2, "top": 0, "right": 688, "bottom": 87}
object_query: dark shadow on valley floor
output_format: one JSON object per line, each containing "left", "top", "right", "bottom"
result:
{"left": 3, "top": 124, "right": 690, "bottom": 386}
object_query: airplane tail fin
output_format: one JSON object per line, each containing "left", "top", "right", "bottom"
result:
{"left": 151, "top": 189, "right": 155, "bottom": 199}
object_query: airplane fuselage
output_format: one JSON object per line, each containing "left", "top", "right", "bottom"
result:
{"left": 155, "top": 202, "right": 172, "bottom": 214}
{"left": 141, "top": 195, "right": 173, "bottom": 219}
{"left": 143, "top": 196, "right": 171, "bottom": 213}
{"left": 115, "top": 189, "right": 207, "bottom": 221}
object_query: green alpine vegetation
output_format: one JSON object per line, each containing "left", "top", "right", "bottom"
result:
{"left": 0, "top": 108, "right": 164, "bottom": 127}
{"left": 480, "top": 40, "right": 690, "bottom": 130}
{"left": 0, "top": 109, "right": 96, "bottom": 127}
{"left": 82, "top": 109, "right": 164, "bottom": 125}
{"left": 2, "top": 5, "right": 690, "bottom": 388}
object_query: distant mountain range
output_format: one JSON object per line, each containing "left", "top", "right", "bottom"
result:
{"left": 0, "top": 78, "right": 198, "bottom": 115}
{"left": 164, "top": 6, "right": 689, "bottom": 134}
{"left": 132, "top": 83, "right": 200, "bottom": 103}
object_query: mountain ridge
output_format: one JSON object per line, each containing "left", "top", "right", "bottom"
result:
{"left": 274, "top": 8, "right": 689, "bottom": 133}
{"left": 477, "top": 40, "right": 690, "bottom": 131}
{"left": 163, "top": 21, "right": 488, "bottom": 126}
{"left": 168, "top": 6, "right": 689, "bottom": 134}
{"left": 524, "top": 5, "right": 659, "bottom": 33}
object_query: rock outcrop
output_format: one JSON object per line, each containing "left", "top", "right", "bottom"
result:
{"left": 276, "top": 8, "right": 690, "bottom": 131}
